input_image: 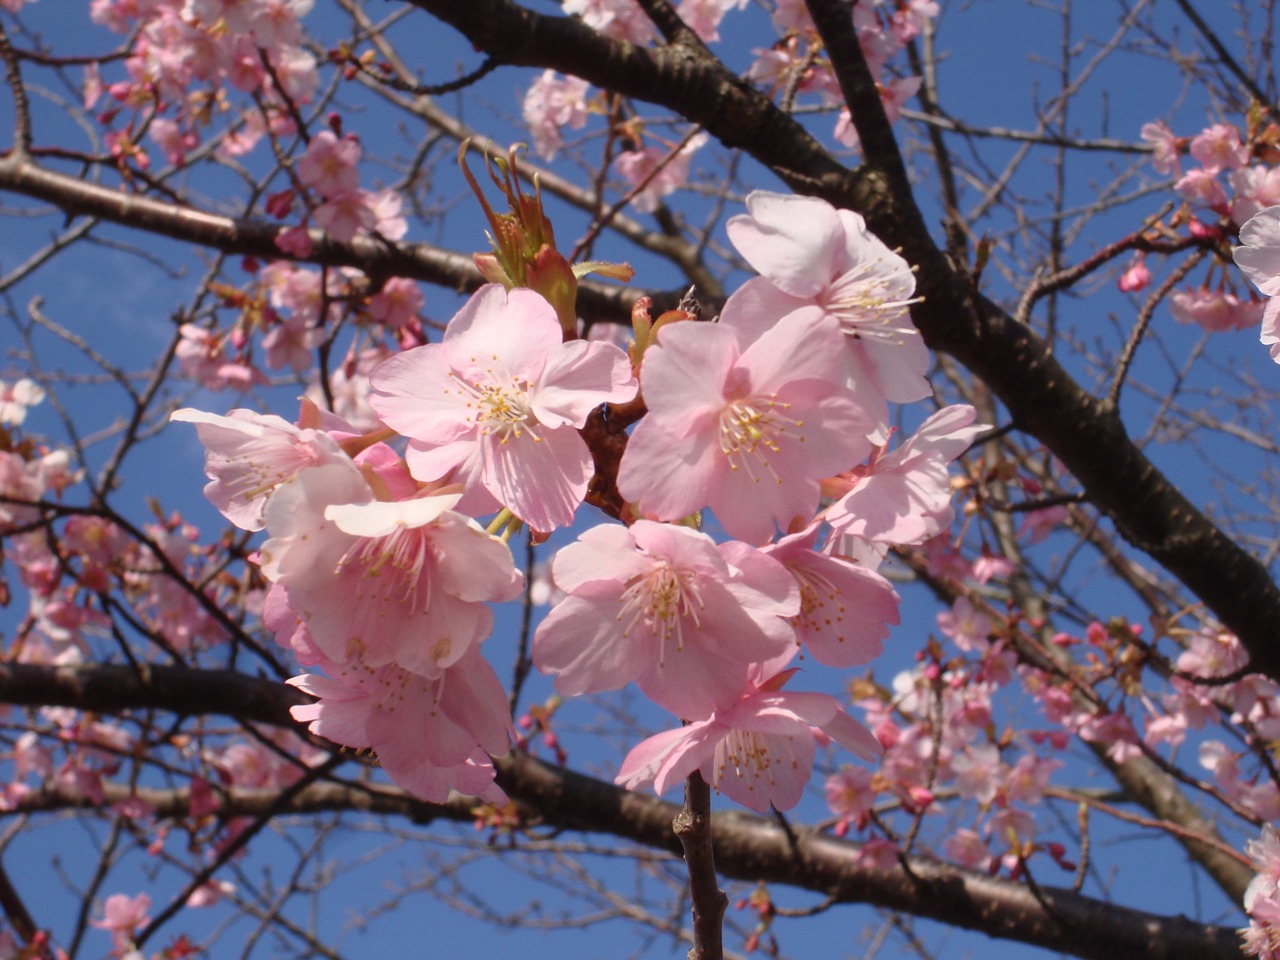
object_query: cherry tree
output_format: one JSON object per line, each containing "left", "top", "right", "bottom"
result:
{"left": 0, "top": 1, "right": 1279, "bottom": 958}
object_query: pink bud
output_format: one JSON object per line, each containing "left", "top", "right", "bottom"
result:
{"left": 1117, "top": 252, "right": 1150, "bottom": 292}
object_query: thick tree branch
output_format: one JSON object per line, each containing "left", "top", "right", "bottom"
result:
{"left": 0, "top": 663, "right": 1245, "bottom": 960}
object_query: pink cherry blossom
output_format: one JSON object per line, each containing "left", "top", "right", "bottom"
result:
{"left": 532, "top": 520, "right": 799, "bottom": 720}
{"left": 616, "top": 667, "right": 881, "bottom": 813}
{"left": 1018, "top": 503, "right": 1068, "bottom": 544}
{"left": 250, "top": 0, "right": 314, "bottom": 47}
{"left": 891, "top": 0, "right": 939, "bottom": 42}
{"left": 833, "top": 76, "right": 921, "bottom": 149}
{"left": 825, "top": 767, "right": 875, "bottom": 834}
{"left": 1169, "top": 287, "right": 1263, "bottom": 332}
{"left": 1235, "top": 206, "right": 1280, "bottom": 298}
{"left": 368, "top": 284, "right": 636, "bottom": 532}
{"left": 614, "top": 133, "right": 707, "bottom": 213}
{"left": 722, "top": 190, "right": 930, "bottom": 431}
{"left": 259, "top": 466, "right": 522, "bottom": 677}
{"left": 523, "top": 70, "right": 591, "bottom": 160}
{"left": 824, "top": 404, "right": 982, "bottom": 546}
{"left": 675, "top": 0, "right": 743, "bottom": 43}
{"left": 618, "top": 313, "right": 872, "bottom": 545}
{"left": 937, "top": 596, "right": 992, "bottom": 652}
{"left": 92, "top": 892, "right": 151, "bottom": 953}
{"left": 289, "top": 645, "right": 511, "bottom": 803}
{"left": 1231, "top": 167, "right": 1280, "bottom": 225}
{"left": 367, "top": 277, "right": 424, "bottom": 328}
{"left": 944, "top": 829, "right": 994, "bottom": 871}
{"left": 296, "top": 130, "right": 360, "bottom": 199}
{"left": 563, "top": 0, "right": 656, "bottom": 46}
{"left": 0, "top": 378, "right": 44, "bottom": 426}
{"left": 1189, "top": 123, "right": 1249, "bottom": 175}
{"left": 1234, "top": 206, "right": 1280, "bottom": 362}
{"left": 1173, "top": 168, "right": 1229, "bottom": 212}
{"left": 169, "top": 406, "right": 352, "bottom": 530}
{"left": 312, "top": 191, "right": 376, "bottom": 242}
{"left": 1116, "top": 251, "right": 1150, "bottom": 292}
{"left": 760, "top": 524, "right": 899, "bottom": 668}
{"left": 261, "top": 313, "right": 324, "bottom": 371}
{"left": 971, "top": 551, "right": 1015, "bottom": 584}
{"left": 1140, "top": 120, "right": 1181, "bottom": 176}
{"left": 366, "top": 187, "right": 408, "bottom": 239}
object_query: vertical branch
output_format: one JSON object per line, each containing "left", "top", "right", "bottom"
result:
{"left": 674, "top": 771, "right": 727, "bottom": 960}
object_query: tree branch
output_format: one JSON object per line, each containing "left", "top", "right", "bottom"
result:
{"left": 0, "top": 663, "right": 1245, "bottom": 960}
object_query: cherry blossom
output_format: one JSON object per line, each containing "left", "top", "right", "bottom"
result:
{"left": 367, "top": 277, "right": 424, "bottom": 329}
{"left": 312, "top": 191, "right": 377, "bottom": 242}
{"left": 614, "top": 133, "right": 708, "bottom": 213}
{"left": 1231, "top": 167, "right": 1280, "bottom": 225}
{"left": 824, "top": 767, "right": 875, "bottom": 834}
{"left": 1169, "top": 288, "right": 1263, "bottom": 333}
{"left": 562, "top": 0, "right": 656, "bottom": 45}
{"left": 0, "top": 378, "right": 44, "bottom": 426}
{"left": 259, "top": 465, "right": 522, "bottom": 678}
{"left": 760, "top": 525, "right": 899, "bottom": 668}
{"left": 824, "top": 404, "right": 983, "bottom": 546}
{"left": 92, "top": 893, "right": 151, "bottom": 954}
{"left": 1189, "top": 123, "right": 1249, "bottom": 175}
{"left": 616, "top": 667, "right": 881, "bottom": 813}
{"left": 532, "top": 520, "right": 798, "bottom": 720}
{"left": 675, "top": 0, "right": 743, "bottom": 43}
{"left": 169, "top": 405, "right": 352, "bottom": 530}
{"left": 618, "top": 313, "right": 871, "bottom": 545}
{"left": 722, "top": 190, "right": 930, "bottom": 432}
{"left": 1117, "top": 252, "right": 1150, "bottom": 292}
{"left": 1234, "top": 205, "right": 1280, "bottom": 361}
{"left": 368, "top": 284, "right": 636, "bottom": 532}
{"left": 1174, "top": 168, "right": 1229, "bottom": 212}
{"left": 523, "top": 70, "right": 591, "bottom": 160}
{"left": 289, "top": 645, "right": 512, "bottom": 803}
{"left": 1140, "top": 120, "right": 1181, "bottom": 175}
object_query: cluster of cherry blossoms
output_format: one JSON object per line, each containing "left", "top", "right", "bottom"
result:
{"left": 524, "top": 0, "right": 936, "bottom": 209}
{"left": 175, "top": 184, "right": 980, "bottom": 812}
{"left": 1132, "top": 114, "right": 1280, "bottom": 338}
{"left": 87, "top": 0, "right": 318, "bottom": 167}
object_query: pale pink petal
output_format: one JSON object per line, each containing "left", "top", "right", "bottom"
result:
{"left": 550, "top": 523, "right": 651, "bottom": 592}
{"left": 1236, "top": 206, "right": 1280, "bottom": 297}
{"left": 368, "top": 346, "right": 475, "bottom": 447}
{"left": 616, "top": 417, "right": 722, "bottom": 522}
{"left": 534, "top": 337, "right": 637, "bottom": 427}
{"left": 638, "top": 638, "right": 749, "bottom": 720}
{"left": 736, "top": 312, "right": 845, "bottom": 397}
{"left": 726, "top": 192, "right": 845, "bottom": 298}
{"left": 718, "top": 277, "right": 813, "bottom": 347}
{"left": 534, "top": 591, "right": 655, "bottom": 695}
{"left": 638, "top": 320, "right": 739, "bottom": 424}
{"left": 444, "top": 285, "right": 559, "bottom": 379}
{"left": 483, "top": 425, "right": 591, "bottom": 531}
{"left": 616, "top": 723, "right": 703, "bottom": 791}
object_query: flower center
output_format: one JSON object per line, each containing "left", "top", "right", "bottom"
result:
{"left": 718, "top": 396, "right": 802, "bottom": 483}
{"left": 716, "top": 729, "right": 777, "bottom": 786}
{"left": 821, "top": 257, "right": 921, "bottom": 342}
{"left": 454, "top": 367, "right": 539, "bottom": 444}
{"left": 617, "top": 561, "right": 703, "bottom": 662}
{"left": 340, "top": 524, "right": 434, "bottom": 611}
